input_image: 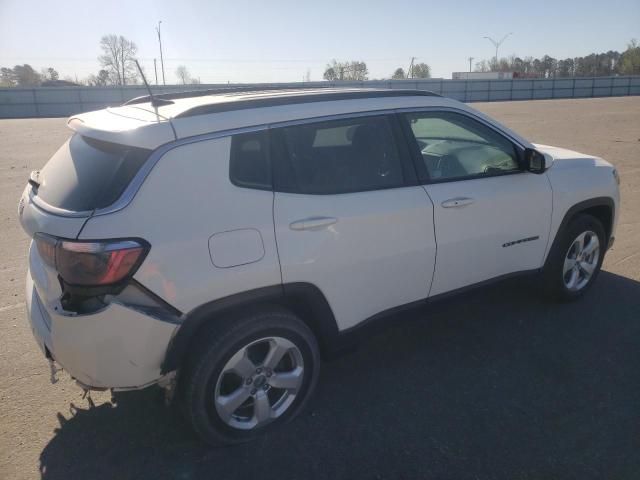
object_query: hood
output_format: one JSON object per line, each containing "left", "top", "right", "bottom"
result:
{"left": 533, "top": 143, "right": 591, "bottom": 160}
{"left": 533, "top": 143, "right": 611, "bottom": 170}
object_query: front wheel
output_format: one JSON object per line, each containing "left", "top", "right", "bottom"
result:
{"left": 181, "top": 307, "right": 320, "bottom": 446}
{"left": 543, "top": 213, "right": 606, "bottom": 301}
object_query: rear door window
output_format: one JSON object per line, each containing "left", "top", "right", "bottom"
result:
{"left": 271, "top": 115, "right": 407, "bottom": 195}
{"left": 35, "top": 134, "right": 151, "bottom": 212}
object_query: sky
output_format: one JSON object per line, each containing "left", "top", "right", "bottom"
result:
{"left": 0, "top": 0, "right": 638, "bottom": 84}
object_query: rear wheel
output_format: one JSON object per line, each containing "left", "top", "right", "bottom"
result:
{"left": 543, "top": 214, "right": 605, "bottom": 301}
{"left": 181, "top": 307, "right": 320, "bottom": 446}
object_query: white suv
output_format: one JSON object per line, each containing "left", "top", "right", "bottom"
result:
{"left": 19, "top": 88, "right": 620, "bottom": 445}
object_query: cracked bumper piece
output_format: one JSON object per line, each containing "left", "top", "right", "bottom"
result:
{"left": 26, "top": 270, "right": 178, "bottom": 390}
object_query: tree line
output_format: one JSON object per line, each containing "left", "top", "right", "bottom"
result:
{"left": 322, "top": 59, "right": 431, "bottom": 81}
{"left": 475, "top": 40, "right": 640, "bottom": 77}
{"left": 0, "top": 34, "right": 198, "bottom": 87}
{"left": 0, "top": 65, "right": 65, "bottom": 87}
{"left": 2, "top": 37, "right": 639, "bottom": 87}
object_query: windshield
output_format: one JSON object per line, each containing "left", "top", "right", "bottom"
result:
{"left": 35, "top": 134, "right": 151, "bottom": 212}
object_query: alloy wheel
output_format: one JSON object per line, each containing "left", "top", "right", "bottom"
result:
{"left": 563, "top": 230, "right": 600, "bottom": 291}
{"left": 214, "top": 336, "right": 304, "bottom": 430}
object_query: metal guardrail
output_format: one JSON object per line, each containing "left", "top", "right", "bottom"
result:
{"left": 0, "top": 76, "right": 639, "bottom": 118}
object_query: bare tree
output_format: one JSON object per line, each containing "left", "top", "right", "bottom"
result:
{"left": 12, "top": 64, "right": 41, "bottom": 86}
{"left": 323, "top": 65, "right": 338, "bottom": 81}
{"left": 474, "top": 60, "right": 490, "bottom": 72}
{"left": 87, "top": 69, "right": 111, "bottom": 86}
{"left": 98, "top": 35, "right": 138, "bottom": 85}
{"left": 175, "top": 65, "right": 191, "bottom": 84}
{"left": 323, "top": 59, "right": 368, "bottom": 81}
{"left": 0, "top": 67, "right": 14, "bottom": 87}
{"left": 391, "top": 67, "right": 406, "bottom": 79}
{"left": 411, "top": 63, "right": 431, "bottom": 78}
{"left": 619, "top": 39, "right": 640, "bottom": 75}
{"left": 40, "top": 67, "right": 59, "bottom": 81}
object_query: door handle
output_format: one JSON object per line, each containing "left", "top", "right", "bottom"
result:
{"left": 441, "top": 197, "right": 475, "bottom": 208}
{"left": 289, "top": 216, "right": 338, "bottom": 231}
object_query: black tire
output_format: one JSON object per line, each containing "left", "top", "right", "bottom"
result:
{"left": 180, "top": 306, "right": 320, "bottom": 446}
{"left": 542, "top": 213, "right": 606, "bottom": 301}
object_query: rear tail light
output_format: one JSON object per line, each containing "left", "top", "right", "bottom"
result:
{"left": 35, "top": 234, "right": 57, "bottom": 269}
{"left": 34, "top": 233, "right": 149, "bottom": 288}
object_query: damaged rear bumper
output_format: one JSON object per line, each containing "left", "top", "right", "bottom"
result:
{"left": 26, "top": 270, "right": 179, "bottom": 390}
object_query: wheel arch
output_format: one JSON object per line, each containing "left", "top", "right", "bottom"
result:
{"left": 546, "top": 196, "right": 615, "bottom": 265}
{"left": 161, "top": 282, "right": 340, "bottom": 374}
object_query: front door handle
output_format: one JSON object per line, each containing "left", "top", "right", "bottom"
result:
{"left": 289, "top": 216, "right": 338, "bottom": 231}
{"left": 441, "top": 197, "right": 475, "bottom": 208}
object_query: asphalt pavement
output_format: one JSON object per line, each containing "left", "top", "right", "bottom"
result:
{"left": 1, "top": 97, "right": 639, "bottom": 480}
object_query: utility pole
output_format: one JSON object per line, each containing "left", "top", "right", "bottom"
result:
{"left": 156, "top": 21, "right": 166, "bottom": 85}
{"left": 483, "top": 33, "right": 512, "bottom": 70}
{"left": 407, "top": 57, "right": 415, "bottom": 79}
{"left": 468, "top": 57, "right": 474, "bottom": 72}
{"left": 153, "top": 58, "right": 158, "bottom": 85}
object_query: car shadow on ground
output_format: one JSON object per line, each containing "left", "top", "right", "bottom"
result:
{"left": 38, "top": 271, "right": 640, "bottom": 480}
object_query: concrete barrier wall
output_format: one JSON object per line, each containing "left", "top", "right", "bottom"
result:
{"left": 1, "top": 76, "right": 639, "bottom": 118}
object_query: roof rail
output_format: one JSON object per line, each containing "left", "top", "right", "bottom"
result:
{"left": 124, "top": 84, "right": 338, "bottom": 106}
{"left": 124, "top": 87, "right": 440, "bottom": 116}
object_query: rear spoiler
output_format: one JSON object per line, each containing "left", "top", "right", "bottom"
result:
{"left": 67, "top": 107, "right": 176, "bottom": 150}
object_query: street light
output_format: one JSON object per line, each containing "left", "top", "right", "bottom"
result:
{"left": 483, "top": 33, "right": 513, "bottom": 70}
{"left": 156, "top": 21, "right": 166, "bottom": 85}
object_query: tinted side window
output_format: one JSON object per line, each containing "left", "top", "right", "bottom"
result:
{"left": 404, "top": 112, "right": 520, "bottom": 182}
{"left": 229, "top": 130, "right": 271, "bottom": 190}
{"left": 272, "top": 116, "right": 405, "bottom": 195}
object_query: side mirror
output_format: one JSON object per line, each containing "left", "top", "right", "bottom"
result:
{"left": 524, "top": 148, "right": 549, "bottom": 174}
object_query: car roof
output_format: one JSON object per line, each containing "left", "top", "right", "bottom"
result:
{"left": 123, "top": 87, "right": 440, "bottom": 118}
{"left": 67, "top": 87, "right": 531, "bottom": 150}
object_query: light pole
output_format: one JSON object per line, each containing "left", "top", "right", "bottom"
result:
{"left": 483, "top": 33, "right": 512, "bottom": 70}
{"left": 407, "top": 56, "right": 416, "bottom": 79}
{"left": 153, "top": 58, "right": 158, "bottom": 85}
{"left": 468, "top": 56, "right": 474, "bottom": 72}
{"left": 156, "top": 21, "right": 166, "bottom": 85}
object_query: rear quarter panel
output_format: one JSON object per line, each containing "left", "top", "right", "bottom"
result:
{"left": 78, "top": 137, "right": 281, "bottom": 313}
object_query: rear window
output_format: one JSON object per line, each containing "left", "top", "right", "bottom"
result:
{"left": 35, "top": 134, "right": 151, "bottom": 212}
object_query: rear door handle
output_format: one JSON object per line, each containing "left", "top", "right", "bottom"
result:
{"left": 289, "top": 216, "right": 338, "bottom": 231}
{"left": 441, "top": 197, "right": 475, "bottom": 208}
